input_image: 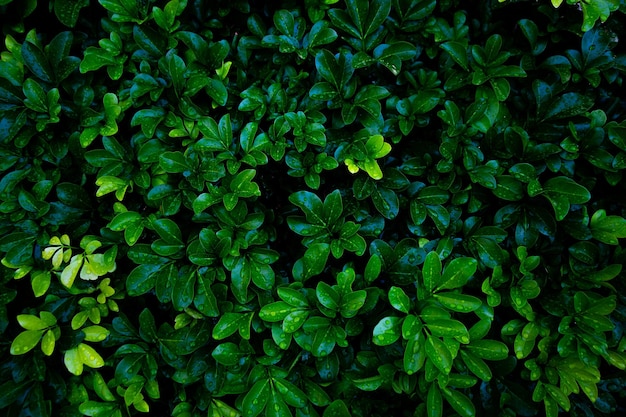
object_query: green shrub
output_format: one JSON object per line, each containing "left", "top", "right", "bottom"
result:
{"left": 1, "top": 0, "right": 626, "bottom": 416}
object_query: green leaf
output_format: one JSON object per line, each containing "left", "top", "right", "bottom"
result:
{"left": 54, "top": 0, "right": 89, "bottom": 27}
{"left": 340, "top": 290, "right": 366, "bottom": 318}
{"left": 212, "top": 342, "right": 243, "bottom": 366}
{"left": 544, "top": 384, "right": 571, "bottom": 412}
{"left": 283, "top": 310, "right": 309, "bottom": 333}
{"left": 172, "top": 269, "right": 195, "bottom": 310}
{"left": 590, "top": 209, "right": 626, "bottom": 245}
{"left": 373, "top": 316, "right": 402, "bottom": 346}
{"left": 230, "top": 169, "right": 261, "bottom": 198}
{"left": 388, "top": 286, "right": 411, "bottom": 313}
{"left": 543, "top": 177, "right": 591, "bottom": 204}
{"left": 438, "top": 258, "right": 477, "bottom": 291}
{"left": 277, "top": 287, "right": 309, "bottom": 308}
{"left": 31, "top": 271, "right": 51, "bottom": 297}
{"left": 108, "top": 211, "right": 142, "bottom": 231}
{"left": 306, "top": 20, "right": 339, "bottom": 49}
{"left": 440, "top": 41, "right": 469, "bottom": 71}
{"left": 417, "top": 186, "right": 450, "bottom": 205}
{"left": 78, "top": 343, "right": 105, "bottom": 368}
{"left": 493, "top": 176, "right": 524, "bottom": 201}
{"left": 460, "top": 349, "right": 492, "bottom": 381}
{"left": 17, "top": 314, "right": 48, "bottom": 330}
{"left": 541, "top": 92, "right": 594, "bottom": 121}
{"left": 426, "top": 205, "right": 450, "bottom": 235}
{"left": 41, "top": 329, "right": 56, "bottom": 356}
{"left": 159, "top": 151, "right": 189, "bottom": 173}
{"left": 317, "top": 281, "right": 340, "bottom": 310}
{"left": 310, "top": 82, "right": 338, "bottom": 100}
{"left": 61, "top": 255, "right": 83, "bottom": 288}
{"left": 426, "top": 319, "right": 469, "bottom": 342}
{"left": 23, "top": 78, "right": 47, "bottom": 112}
{"left": 275, "top": 378, "right": 308, "bottom": 408}
{"left": 580, "top": 1, "right": 619, "bottom": 32}
{"left": 10, "top": 329, "right": 44, "bottom": 355}
{"left": 323, "top": 400, "right": 351, "bottom": 417}
{"left": 82, "top": 325, "right": 109, "bottom": 342}
{"left": 346, "top": 0, "right": 391, "bottom": 38}
{"left": 79, "top": 401, "right": 119, "bottom": 416}
{"left": 293, "top": 243, "right": 330, "bottom": 281}
{"left": 434, "top": 292, "right": 482, "bottom": 313}
{"left": 212, "top": 312, "right": 253, "bottom": 340}
{"left": 242, "top": 379, "right": 270, "bottom": 417}
{"left": 315, "top": 49, "right": 351, "bottom": 89}
{"left": 289, "top": 191, "right": 325, "bottom": 225}
{"left": 151, "top": 218, "right": 183, "bottom": 244}
{"left": 425, "top": 336, "right": 452, "bottom": 374}
{"left": 372, "top": 187, "right": 399, "bottom": 219}
{"left": 427, "top": 383, "right": 443, "bottom": 417}
{"left": 364, "top": 254, "right": 382, "bottom": 284}
{"left": 466, "top": 339, "right": 509, "bottom": 360}
{"left": 423, "top": 251, "right": 442, "bottom": 294}
{"left": 126, "top": 264, "right": 159, "bottom": 296}
{"left": 64, "top": 347, "right": 83, "bottom": 375}
{"left": 323, "top": 190, "right": 343, "bottom": 226}
{"left": 441, "top": 387, "right": 475, "bottom": 417}
{"left": 22, "top": 41, "right": 53, "bottom": 83}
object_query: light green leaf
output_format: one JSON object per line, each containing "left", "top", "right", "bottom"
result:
{"left": 373, "top": 316, "right": 402, "bottom": 346}
{"left": 17, "top": 314, "right": 48, "bottom": 330}
{"left": 10, "top": 330, "right": 44, "bottom": 355}
{"left": 64, "top": 347, "right": 83, "bottom": 375}
{"left": 41, "top": 329, "right": 56, "bottom": 356}
{"left": 78, "top": 343, "right": 105, "bottom": 368}
{"left": 61, "top": 255, "right": 83, "bottom": 288}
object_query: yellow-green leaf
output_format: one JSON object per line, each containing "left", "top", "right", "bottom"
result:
{"left": 10, "top": 330, "right": 44, "bottom": 355}
{"left": 78, "top": 343, "right": 105, "bottom": 368}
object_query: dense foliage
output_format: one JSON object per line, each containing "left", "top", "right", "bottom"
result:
{"left": 1, "top": 0, "right": 626, "bottom": 416}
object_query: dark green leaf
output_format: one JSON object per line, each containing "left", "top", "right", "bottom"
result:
{"left": 438, "top": 258, "right": 477, "bottom": 291}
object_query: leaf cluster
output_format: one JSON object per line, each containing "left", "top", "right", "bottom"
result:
{"left": 1, "top": 1, "right": 626, "bottom": 417}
